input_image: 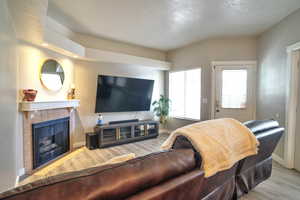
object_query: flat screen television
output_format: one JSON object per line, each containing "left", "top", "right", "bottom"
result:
{"left": 95, "top": 75, "right": 154, "bottom": 113}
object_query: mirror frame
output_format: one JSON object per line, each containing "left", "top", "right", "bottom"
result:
{"left": 40, "top": 59, "right": 65, "bottom": 91}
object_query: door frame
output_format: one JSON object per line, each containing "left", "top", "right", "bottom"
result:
{"left": 285, "top": 42, "right": 300, "bottom": 169}
{"left": 210, "top": 61, "right": 257, "bottom": 120}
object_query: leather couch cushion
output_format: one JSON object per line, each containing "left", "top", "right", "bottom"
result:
{"left": 244, "top": 119, "right": 279, "bottom": 134}
{"left": 0, "top": 149, "right": 196, "bottom": 200}
{"left": 127, "top": 170, "right": 205, "bottom": 200}
{"left": 172, "top": 135, "right": 202, "bottom": 166}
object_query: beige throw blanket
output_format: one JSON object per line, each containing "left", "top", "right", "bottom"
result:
{"left": 161, "top": 118, "right": 259, "bottom": 177}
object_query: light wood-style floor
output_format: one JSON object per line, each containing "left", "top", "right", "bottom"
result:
{"left": 20, "top": 133, "right": 300, "bottom": 200}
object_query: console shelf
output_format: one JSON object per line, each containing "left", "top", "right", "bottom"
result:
{"left": 94, "top": 120, "right": 159, "bottom": 148}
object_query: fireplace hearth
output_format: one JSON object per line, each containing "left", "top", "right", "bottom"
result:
{"left": 32, "top": 117, "right": 70, "bottom": 169}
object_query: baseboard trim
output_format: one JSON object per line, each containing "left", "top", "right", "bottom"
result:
{"left": 272, "top": 153, "right": 286, "bottom": 167}
{"left": 15, "top": 176, "right": 20, "bottom": 187}
{"left": 15, "top": 168, "right": 25, "bottom": 186}
{"left": 73, "top": 141, "right": 85, "bottom": 148}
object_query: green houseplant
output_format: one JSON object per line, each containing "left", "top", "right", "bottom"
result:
{"left": 152, "top": 95, "right": 171, "bottom": 124}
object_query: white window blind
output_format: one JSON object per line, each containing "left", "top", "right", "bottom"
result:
{"left": 169, "top": 68, "right": 201, "bottom": 120}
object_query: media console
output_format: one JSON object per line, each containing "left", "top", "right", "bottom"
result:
{"left": 94, "top": 120, "right": 159, "bottom": 148}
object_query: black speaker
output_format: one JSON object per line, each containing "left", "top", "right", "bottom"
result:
{"left": 86, "top": 132, "right": 99, "bottom": 150}
{"left": 109, "top": 119, "right": 139, "bottom": 125}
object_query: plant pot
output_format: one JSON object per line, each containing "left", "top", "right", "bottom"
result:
{"left": 159, "top": 115, "right": 167, "bottom": 124}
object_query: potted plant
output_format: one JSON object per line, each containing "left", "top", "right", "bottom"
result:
{"left": 152, "top": 95, "right": 171, "bottom": 124}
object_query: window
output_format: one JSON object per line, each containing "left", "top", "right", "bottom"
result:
{"left": 221, "top": 70, "right": 247, "bottom": 108}
{"left": 169, "top": 68, "right": 201, "bottom": 120}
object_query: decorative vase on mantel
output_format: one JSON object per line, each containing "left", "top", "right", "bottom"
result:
{"left": 23, "top": 89, "right": 38, "bottom": 102}
{"left": 67, "top": 84, "right": 76, "bottom": 100}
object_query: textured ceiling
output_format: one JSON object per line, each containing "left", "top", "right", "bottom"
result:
{"left": 48, "top": 0, "right": 300, "bottom": 50}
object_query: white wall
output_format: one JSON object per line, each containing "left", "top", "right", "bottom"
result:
{"left": 0, "top": 0, "right": 18, "bottom": 192}
{"left": 257, "top": 8, "right": 300, "bottom": 159}
{"left": 166, "top": 37, "right": 257, "bottom": 130}
{"left": 73, "top": 33, "right": 167, "bottom": 61}
{"left": 74, "top": 60, "right": 165, "bottom": 141}
{"left": 18, "top": 41, "right": 75, "bottom": 101}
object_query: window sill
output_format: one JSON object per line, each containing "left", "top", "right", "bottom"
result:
{"left": 170, "top": 116, "right": 200, "bottom": 122}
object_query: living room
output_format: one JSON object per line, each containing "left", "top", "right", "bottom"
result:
{"left": 0, "top": 0, "right": 300, "bottom": 199}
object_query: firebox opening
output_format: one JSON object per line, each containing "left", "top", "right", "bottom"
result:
{"left": 32, "top": 117, "right": 70, "bottom": 169}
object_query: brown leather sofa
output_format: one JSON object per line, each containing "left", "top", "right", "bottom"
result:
{"left": 0, "top": 119, "right": 283, "bottom": 200}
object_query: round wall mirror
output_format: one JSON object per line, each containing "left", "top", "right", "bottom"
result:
{"left": 40, "top": 59, "right": 65, "bottom": 91}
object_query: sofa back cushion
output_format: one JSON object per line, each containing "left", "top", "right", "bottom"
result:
{"left": 244, "top": 119, "right": 279, "bottom": 134}
{"left": 239, "top": 119, "right": 284, "bottom": 172}
{"left": 0, "top": 149, "right": 196, "bottom": 200}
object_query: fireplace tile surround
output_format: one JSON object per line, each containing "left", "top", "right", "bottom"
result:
{"left": 20, "top": 100, "right": 79, "bottom": 174}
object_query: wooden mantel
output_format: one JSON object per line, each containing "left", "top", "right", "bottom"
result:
{"left": 20, "top": 100, "right": 80, "bottom": 112}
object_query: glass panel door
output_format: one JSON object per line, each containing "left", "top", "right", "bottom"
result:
{"left": 221, "top": 70, "right": 247, "bottom": 109}
{"left": 214, "top": 65, "right": 255, "bottom": 122}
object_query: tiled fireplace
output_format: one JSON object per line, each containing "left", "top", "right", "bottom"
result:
{"left": 32, "top": 117, "right": 70, "bottom": 169}
{"left": 20, "top": 100, "right": 79, "bottom": 174}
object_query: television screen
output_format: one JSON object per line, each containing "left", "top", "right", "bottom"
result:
{"left": 95, "top": 75, "right": 154, "bottom": 112}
